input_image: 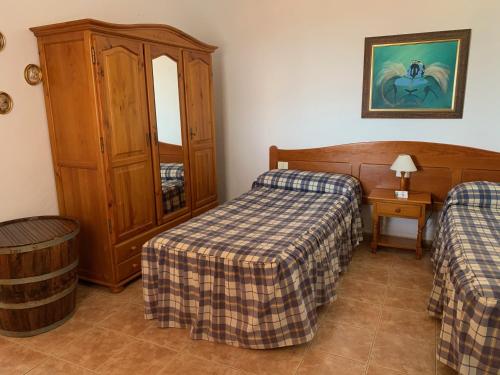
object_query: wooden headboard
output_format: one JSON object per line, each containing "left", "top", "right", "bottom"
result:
{"left": 158, "top": 142, "right": 184, "bottom": 164}
{"left": 270, "top": 141, "right": 500, "bottom": 207}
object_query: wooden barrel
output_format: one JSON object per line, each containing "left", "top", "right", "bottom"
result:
{"left": 0, "top": 216, "right": 80, "bottom": 337}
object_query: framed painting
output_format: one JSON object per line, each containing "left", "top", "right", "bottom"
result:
{"left": 361, "top": 29, "right": 471, "bottom": 118}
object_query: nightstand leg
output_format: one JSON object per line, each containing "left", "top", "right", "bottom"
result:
{"left": 371, "top": 215, "right": 379, "bottom": 253}
{"left": 416, "top": 214, "right": 424, "bottom": 259}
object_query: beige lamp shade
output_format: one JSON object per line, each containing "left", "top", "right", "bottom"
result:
{"left": 390, "top": 154, "right": 417, "bottom": 177}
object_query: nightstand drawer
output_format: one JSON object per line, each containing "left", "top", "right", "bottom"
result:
{"left": 377, "top": 202, "right": 421, "bottom": 218}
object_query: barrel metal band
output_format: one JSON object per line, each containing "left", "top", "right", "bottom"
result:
{"left": 0, "top": 280, "right": 77, "bottom": 309}
{"left": 0, "top": 259, "right": 78, "bottom": 286}
{"left": 0, "top": 311, "right": 75, "bottom": 338}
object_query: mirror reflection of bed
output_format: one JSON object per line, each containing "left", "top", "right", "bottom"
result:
{"left": 158, "top": 143, "right": 185, "bottom": 214}
{"left": 152, "top": 55, "right": 185, "bottom": 215}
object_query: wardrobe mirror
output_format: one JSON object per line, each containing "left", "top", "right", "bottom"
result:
{"left": 152, "top": 55, "right": 186, "bottom": 215}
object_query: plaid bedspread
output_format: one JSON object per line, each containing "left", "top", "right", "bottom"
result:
{"left": 143, "top": 169, "right": 362, "bottom": 348}
{"left": 428, "top": 182, "right": 500, "bottom": 374}
{"left": 159, "top": 163, "right": 185, "bottom": 214}
{"left": 160, "top": 163, "right": 184, "bottom": 180}
{"left": 162, "top": 180, "right": 185, "bottom": 214}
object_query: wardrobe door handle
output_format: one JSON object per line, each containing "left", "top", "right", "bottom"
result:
{"left": 189, "top": 128, "right": 196, "bottom": 140}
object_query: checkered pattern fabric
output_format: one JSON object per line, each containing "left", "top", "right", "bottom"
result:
{"left": 253, "top": 169, "right": 362, "bottom": 205}
{"left": 143, "top": 170, "right": 362, "bottom": 348}
{"left": 428, "top": 182, "right": 500, "bottom": 374}
{"left": 440, "top": 180, "right": 499, "bottom": 210}
{"left": 160, "top": 163, "right": 184, "bottom": 181}
{"left": 161, "top": 180, "right": 185, "bottom": 214}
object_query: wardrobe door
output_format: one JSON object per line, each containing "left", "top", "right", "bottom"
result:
{"left": 183, "top": 50, "right": 217, "bottom": 210}
{"left": 94, "top": 35, "right": 156, "bottom": 243}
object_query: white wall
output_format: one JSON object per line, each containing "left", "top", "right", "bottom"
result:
{"left": 1, "top": 0, "right": 499, "bottom": 239}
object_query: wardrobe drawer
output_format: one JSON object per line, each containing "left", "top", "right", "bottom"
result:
{"left": 117, "top": 254, "right": 141, "bottom": 281}
{"left": 115, "top": 234, "right": 151, "bottom": 263}
{"left": 377, "top": 202, "right": 421, "bottom": 218}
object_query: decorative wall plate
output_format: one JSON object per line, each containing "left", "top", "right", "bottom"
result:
{"left": 0, "top": 92, "right": 13, "bottom": 114}
{"left": 0, "top": 32, "right": 5, "bottom": 51}
{"left": 24, "top": 64, "right": 43, "bottom": 85}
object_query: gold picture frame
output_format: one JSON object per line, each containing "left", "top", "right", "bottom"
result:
{"left": 0, "top": 31, "right": 5, "bottom": 51}
{"left": 361, "top": 29, "right": 471, "bottom": 119}
{"left": 24, "top": 64, "right": 43, "bottom": 85}
{"left": 0, "top": 92, "right": 13, "bottom": 114}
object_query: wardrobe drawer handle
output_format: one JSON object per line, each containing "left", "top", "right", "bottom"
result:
{"left": 132, "top": 263, "right": 139, "bottom": 269}
{"left": 131, "top": 245, "right": 137, "bottom": 251}
{"left": 395, "top": 208, "right": 401, "bottom": 213}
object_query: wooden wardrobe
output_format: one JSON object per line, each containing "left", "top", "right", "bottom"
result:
{"left": 31, "top": 19, "right": 218, "bottom": 292}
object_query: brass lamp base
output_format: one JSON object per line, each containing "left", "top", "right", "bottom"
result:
{"left": 399, "top": 175, "right": 409, "bottom": 191}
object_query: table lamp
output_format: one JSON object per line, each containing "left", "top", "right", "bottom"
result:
{"left": 390, "top": 154, "right": 417, "bottom": 195}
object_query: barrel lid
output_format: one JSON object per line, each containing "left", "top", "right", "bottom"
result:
{"left": 0, "top": 216, "right": 80, "bottom": 251}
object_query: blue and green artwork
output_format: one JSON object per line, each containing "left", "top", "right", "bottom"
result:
{"left": 370, "top": 40, "right": 459, "bottom": 110}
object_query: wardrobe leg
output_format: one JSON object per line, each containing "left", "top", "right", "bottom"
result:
{"left": 109, "top": 285, "right": 125, "bottom": 293}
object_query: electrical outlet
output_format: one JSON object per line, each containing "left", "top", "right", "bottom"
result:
{"left": 277, "top": 161, "right": 288, "bottom": 169}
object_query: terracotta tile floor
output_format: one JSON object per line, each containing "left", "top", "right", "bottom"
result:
{"left": 1, "top": 242, "right": 458, "bottom": 375}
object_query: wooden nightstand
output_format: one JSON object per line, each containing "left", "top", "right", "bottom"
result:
{"left": 368, "top": 188, "right": 431, "bottom": 259}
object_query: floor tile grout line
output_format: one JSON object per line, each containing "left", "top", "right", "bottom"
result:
{"left": 305, "top": 310, "right": 373, "bottom": 372}
{"left": 348, "top": 268, "right": 433, "bottom": 287}
{"left": 72, "top": 300, "right": 255, "bottom": 373}
{"left": 92, "top": 338, "right": 181, "bottom": 375}
{"left": 11, "top": 320, "right": 176, "bottom": 374}
{"left": 7, "top": 318, "right": 238, "bottom": 375}
{"left": 367, "top": 287, "right": 439, "bottom": 375}
{"left": 86, "top": 324, "right": 182, "bottom": 351}
{"left": 334, "top": 295, "right": 384, "bottom": 306}
{"left": 175, "top": 342, "right": 238, "bottom": 369}
{"left": 22, "top": 355, "right": 51, "bottom": 375}
{"left": 8, "top": 306, "right": 123, "bottom": 352}
{"left": 318, "top": 319, "right": 378, "bottom": 337}
{"left": 4, "top": 320, "right": 95, "bottom": 352}
{"left": 292, "top": 341, "right": 311, "bottom": 375}
{"left": 350, "top": 256, "right": 432, "bottom": 269}
{"left": 21, "top": 324, "right": 180, "bottom": 374}
{"left": 305, "top": 346, "right": 369, "bottom": 367}
{"left": 92, "top": 324, "right": 261, "bottom": 373}
{"left": 363, "top": 299, "right": 384, "bottom": 375}
{"left": 18, "top": 344, "right": 100, "bottom": 374}
{"left": 319, "top": 317, "right": 380, "bottom": 332}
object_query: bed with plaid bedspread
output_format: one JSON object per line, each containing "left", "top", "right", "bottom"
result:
{"left": 428, "top": 181, "right": 500, "bottom": 374}
{"left": 143, "top": 169, "right": 362, "bottom": 348}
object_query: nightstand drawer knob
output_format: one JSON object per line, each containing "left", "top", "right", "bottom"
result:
{"left": 395, "top": 208, "right": 401, "bottom": 213}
